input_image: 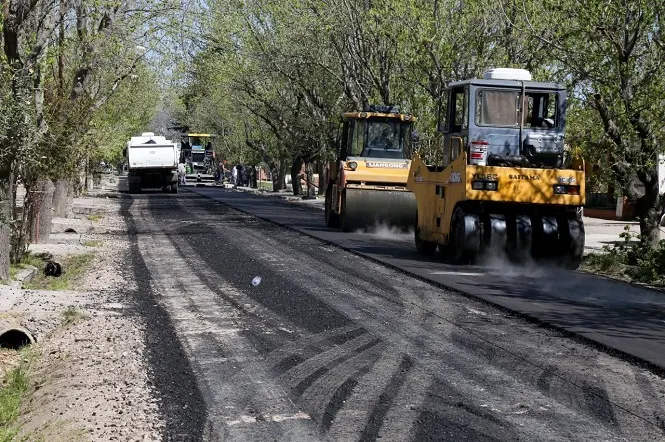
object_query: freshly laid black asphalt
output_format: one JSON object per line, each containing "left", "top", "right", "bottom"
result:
{"left": 125, "top": 189, "right": 665, "bottom": 441}
{"left": 190, "top": 186, "right": 665, "bottom": 372}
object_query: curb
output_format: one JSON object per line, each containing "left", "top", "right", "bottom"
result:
{"left": 235, "top": 187, "right": 325, "bottom": 210}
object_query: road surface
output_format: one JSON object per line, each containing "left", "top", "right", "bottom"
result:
{"left": 190, "top": 186, "right": 665, "bottom": 372}
{"left": 121, "top": 190, "right": 665, "bottom": 441}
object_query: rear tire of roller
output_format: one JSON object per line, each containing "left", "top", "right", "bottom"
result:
{"left": 340, "top": 192, "right": 355, "bottom": 233}
{"left": 450, "top": 207, "right": 481, "bottom": 265}
{"left": 557, "top": 213, "right": 585, "bottom": 270}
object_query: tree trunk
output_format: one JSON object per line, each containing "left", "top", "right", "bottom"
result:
{"left": 290, "top": 156, "right": 303, "bottom": 196}
{"left": 639, "top": 211, "right": 660, "bottom": 247}
{"left": 0, "top": 169, "right": 13, "bottom": 280}
{"left": 636, "top": 179, "right": 661, "bottom": 248}
{"left": 66, "top": 181, "right": 74, "bottom": 217}
{"left": 306, "top": 162, "right": 316, "bottom": 198}
{"left": 273, "top": 157, "right": 287, "bottom": 192}
{"left": 52, "top": 179, "right": 70, "bottom": 218}
{"left": 317, "top": 161, "right": 325, "bottom": 196}
{"left": 29, "top": 180, "right": 55, "bottom": 244}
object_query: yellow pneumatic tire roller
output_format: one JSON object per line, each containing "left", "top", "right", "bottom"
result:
{"left": 340, "top": 188, "right": 417, "bottom": 233}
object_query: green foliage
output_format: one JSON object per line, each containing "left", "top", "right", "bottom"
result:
{"left": 0, "top": 0, "right": 186, "bottom": 279}
{"left": 23, "top": 252, "right": 95, "bottom": 291}
{"left": 0, "top": 350, "right": 33, "bottom": 441}
{"left": 584, "top": 225, "right": 665, "bottom": 284}
{"left": 90, "top": 62, "right": 161, "bottom": 165}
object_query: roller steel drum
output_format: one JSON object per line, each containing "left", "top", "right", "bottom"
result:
{"left": 341, "top": 188, "right": 417, "bottom": 233}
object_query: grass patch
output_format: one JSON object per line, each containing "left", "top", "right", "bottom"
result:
{"left": 257, "top": 180, "right": 273, "bottom": 191}
{"left": 86, "top": 214, "right": 103, "bottom": 222}
{"left": 581, "top": 225, "right": 665, "bottom": 286}
{"left": 7, "top": 254, "right": 45, "bottom": 282}
{"left": 23, "top": 253, "right": 95, "bottom": 291}
{"left": 0, "top": 348, "right": 37, "bottom": 441}
{"left": 82, "top": 240, "right": 102, "bottom": 248}
{"left": 60, "top": 307, "right": 87, "bottom": 327}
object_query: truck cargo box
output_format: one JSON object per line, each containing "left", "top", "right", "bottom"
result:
{"left": 126, "top": 133, "right": 178, "bottom": 169}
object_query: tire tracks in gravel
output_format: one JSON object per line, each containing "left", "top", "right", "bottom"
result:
{"left": 129, "top": 191, "right": 665, "bottom": 441}
{"left": 137, "top": 194, "right": 324, "bottom": 441}
{"left": 119, "top": 196, "right": 210, "bottom": 442}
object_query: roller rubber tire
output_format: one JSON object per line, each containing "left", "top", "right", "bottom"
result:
{"left": 450, "top": 207, "right": 481, "bottom": 265}
{"left": 557, "top": 214, "right": 584, "bottom": 270}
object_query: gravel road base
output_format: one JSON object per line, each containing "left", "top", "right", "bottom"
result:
{"left": 0, "top": 194, "right": 166, "bottom": 441}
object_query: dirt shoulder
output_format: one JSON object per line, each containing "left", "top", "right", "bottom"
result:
{"left": 0, "top": 193, "right": 165, "bottom": 441}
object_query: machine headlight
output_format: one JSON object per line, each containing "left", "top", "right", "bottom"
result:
{"left": 472, "top": 180, "right": 498, "bottom": 191}
{"left": 348, "top": 161, "right": 358, "bottom": 171}
{"left": 554, "top": 184, "right": 579, "bottom": 195}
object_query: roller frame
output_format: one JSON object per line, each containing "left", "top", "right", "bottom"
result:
{"left": 415, "top": 211, "right": 437, "bottom": 255}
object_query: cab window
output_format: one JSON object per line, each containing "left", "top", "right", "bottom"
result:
{"left": 449, "top": 87, "right": 467, "bottom": 132}
{"left": 350, "top": 120, "right": 364, "bottom": 156}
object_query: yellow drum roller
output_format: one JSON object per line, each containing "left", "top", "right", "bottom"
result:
{"left": 324, "top": 105, "right": 418, "bottom": 233}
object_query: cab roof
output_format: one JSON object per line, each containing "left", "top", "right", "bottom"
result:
{"left": 447, "top": 78, "right": 566, "bottom": 91}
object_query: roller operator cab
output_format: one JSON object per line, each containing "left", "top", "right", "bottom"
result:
{"left": 407, "top": 68, "right": 586, "bottom": 269}
{"left": 325, "top": 105, "right": 418, "bottom": 232}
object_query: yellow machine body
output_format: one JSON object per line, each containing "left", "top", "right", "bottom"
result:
{"left": 406, "top": 69, "right": 586, "bottom": 268}
{"left": 325, "top": 106, "right": 418, "bottom": 232}
{"left": 407, "top": 151, "right": 586, "bottom": 244}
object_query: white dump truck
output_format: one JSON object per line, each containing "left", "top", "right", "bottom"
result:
{"left": 123, "top": 132, "right": 180, "bottom": 194}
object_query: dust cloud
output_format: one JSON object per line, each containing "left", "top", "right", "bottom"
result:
{"left": 353, "top": 221, "right": 414, "bottom": 242}
{"left": 477, "top": 241, "right": 550, "bottom": 280}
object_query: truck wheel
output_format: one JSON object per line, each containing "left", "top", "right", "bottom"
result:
{"left": 171, "top": 183, "right": 179, "bottom": 194}
{"left": 129, "top": 183, "right": 140, "bottom": 194}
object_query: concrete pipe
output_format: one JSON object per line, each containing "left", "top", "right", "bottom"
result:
{"left": 0, "top": 322, "right": 36, "bottom": 350}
